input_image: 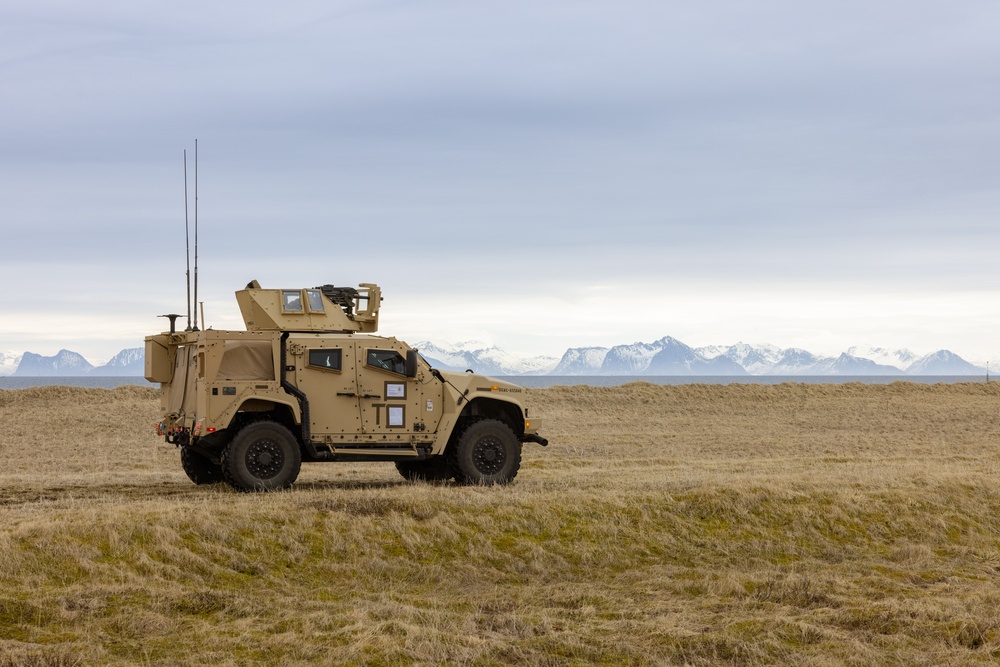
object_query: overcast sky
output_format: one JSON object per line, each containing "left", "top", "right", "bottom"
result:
{"left": 2, "top": 1, "right": 999, "bottom": 363}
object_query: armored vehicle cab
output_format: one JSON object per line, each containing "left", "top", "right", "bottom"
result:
{"left": 145, "top": 280, "right": 547, "bottom": 491}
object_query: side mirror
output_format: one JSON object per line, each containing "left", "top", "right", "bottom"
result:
{"left": 405, "top": 349, "right": 419, "bottom": 378}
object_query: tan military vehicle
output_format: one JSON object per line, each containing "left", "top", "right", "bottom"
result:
{"left": 145, "top": 280, "right": 547, "bottom": 491}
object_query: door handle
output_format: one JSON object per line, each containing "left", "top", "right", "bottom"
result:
{"left": 361, "top": 394, "right": 381, "bottom": 399}
{"left": 336, "top": 392, "right": 356, "bottom": 397}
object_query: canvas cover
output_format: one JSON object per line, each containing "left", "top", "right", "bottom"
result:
{"left": 216, "top": 339, "right": 275, "bottom": 381}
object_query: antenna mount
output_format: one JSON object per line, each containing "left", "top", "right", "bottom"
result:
{"left": 159, "top": 314, "right": 183, "bottom": 334}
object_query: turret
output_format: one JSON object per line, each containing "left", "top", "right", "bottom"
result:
{"left": 236, "top": 280, "right": 381, "bottom": 333}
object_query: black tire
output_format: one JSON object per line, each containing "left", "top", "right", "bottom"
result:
{"left": 221, "top": 421, "right": 302, "bottom": 492}
{"left": 180, "top": 445, "right": 224, "bottom": 485}
{"left": 448, "top": 418, "right": 521, "bottom": 486}
{"left": 395, "top": 457, "right": 454, "bottom": 482}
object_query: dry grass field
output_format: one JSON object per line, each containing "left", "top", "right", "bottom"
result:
{"left": 3, "top": 382, "right": 1000, "bottom": 665}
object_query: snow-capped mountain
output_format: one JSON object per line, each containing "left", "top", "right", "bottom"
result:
{"left": 14, "top": 350, "right": 95, "bottom": 376}
{"left": 601, "top": 338, "right": 674, "bottom": 374}
{"left": 766, "top": 349, "right": 826, "bottom": 375}
{"left": 0, "top": 351, "right": 23, "bottom": 376}
{"left": 816, "top": 353, "right": 905, "bottom": 376}
{"left": 551, "top": 347, "right": 610, "bottom": 375}
{"left": 846, "top": 346, "right": 920, "bottom": 371}
{"left": 414, "top": 341, "right": 558, "bottom": 376}
{"left": 658, "top": 342, "right": 829, "bottom": 376}
{"left": 645, "top": 337, "right": 747, "bottom": 375}
{"left": 94, "top": 347, "right": 145, "bottom": 376}
{"left": 905, "top": 350, "right": 984, "bottom": 375}
{"left": 557, "top": 340, "right": 813, "bottom": 376}
{"left": 698, "top": 342, "right": 783, "bottom": 375}
{"left": 413, "top": 340, "right": 489, "bottom": 370}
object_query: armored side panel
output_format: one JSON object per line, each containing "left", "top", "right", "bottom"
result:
{"left": 144, "top": 334, "right": 174, "bottom": 383}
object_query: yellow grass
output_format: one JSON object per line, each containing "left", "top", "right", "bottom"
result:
{"left": 3, "top": 382, "right": 1000, "bottom": 665}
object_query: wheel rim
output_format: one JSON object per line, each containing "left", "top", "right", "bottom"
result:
{"left": 471, "top": 435, "right": 506, "bottom": 475}
{"left": 246, "top": 438, "right": 285, "bottom": 479}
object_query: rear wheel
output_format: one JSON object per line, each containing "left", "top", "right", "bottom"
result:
{"left": 395, "top": 457, "right": 454, "bottom": 482}
{"left": 221, "top": 421, "right": 302, "bottom": 492}
{"left": 448, "top": 419, "right": 521, "bottom": 485}
{"left": 180, "top": 445, "right": 224, "bottom": 485}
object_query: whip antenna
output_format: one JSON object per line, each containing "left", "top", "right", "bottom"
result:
{"left": 193, "top": 138, "right": 200, "bottom": 331}
{"left": 183, "top": 149, "right": 192, "bottom": 331}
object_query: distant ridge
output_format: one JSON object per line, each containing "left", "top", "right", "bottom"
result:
{"left": 15, "top": 350, "right": 94, "bottom": 376}
{"left": 645, "top": 337, "right": 747, "bottom": 375}
{"left": 0, "top": 340, "right": 991, "bottom": 377}
{"left": 0, "top": 351, "right": 23, "bottom": 376}
{"left": 12, "top": 348, "right": 144, "bottom": 377}
{"left": 905, "top": 350, "right": 982, "bottom": 375}
{"left": 818, "top": 353, "right": 905, "bottom": 376}
{"left": 413, "top": 341, "right": 558, "bottom": 376}
{"left": 95, "top": 348, "right": 145, "bottom": 376}
{"left": 552, "top": 339, "right": 986, "bottom": 377}
{"left": 602, "top": 337, "right": 672, "bottom": 374}
{"left": 551, "top": 347, "right": 609, "bottom": 375}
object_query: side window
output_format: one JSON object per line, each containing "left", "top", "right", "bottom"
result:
{"left": 308, "top": 349, "right": 342, "bottom": 371}
{"left": 306, "top": 289, "right": 325, "bottom": 312}
{"left": 366, "top": 349, "right": 406, "bottom": 375}
{"left": 282, "top": 290, "right": 303, "bottom": 312}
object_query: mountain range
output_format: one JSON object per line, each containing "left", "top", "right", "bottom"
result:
{"left": 2, "top": 348, "right": 145, "bottom": 377}
{"left": 547, "top": 339, "right": 987, "bottom": 376}
{"left": 0, "top": 339, "right": 990, "bottom": 377}
{"left": 417, "top": 339, "right": 988, "bottom": 377}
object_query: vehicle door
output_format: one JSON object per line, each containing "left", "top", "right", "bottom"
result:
{"left": 294, "top": 339, "right": 362, "bottom": 437}
{"left": 356, "top": 345, "right": 424, "bottom": 437}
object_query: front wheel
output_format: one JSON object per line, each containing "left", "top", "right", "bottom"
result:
{"left": 221, "top": 421, "right": 302, "bottom": 492}
{"left": 448, "top": 419, "right": 521, "bottom": 486}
